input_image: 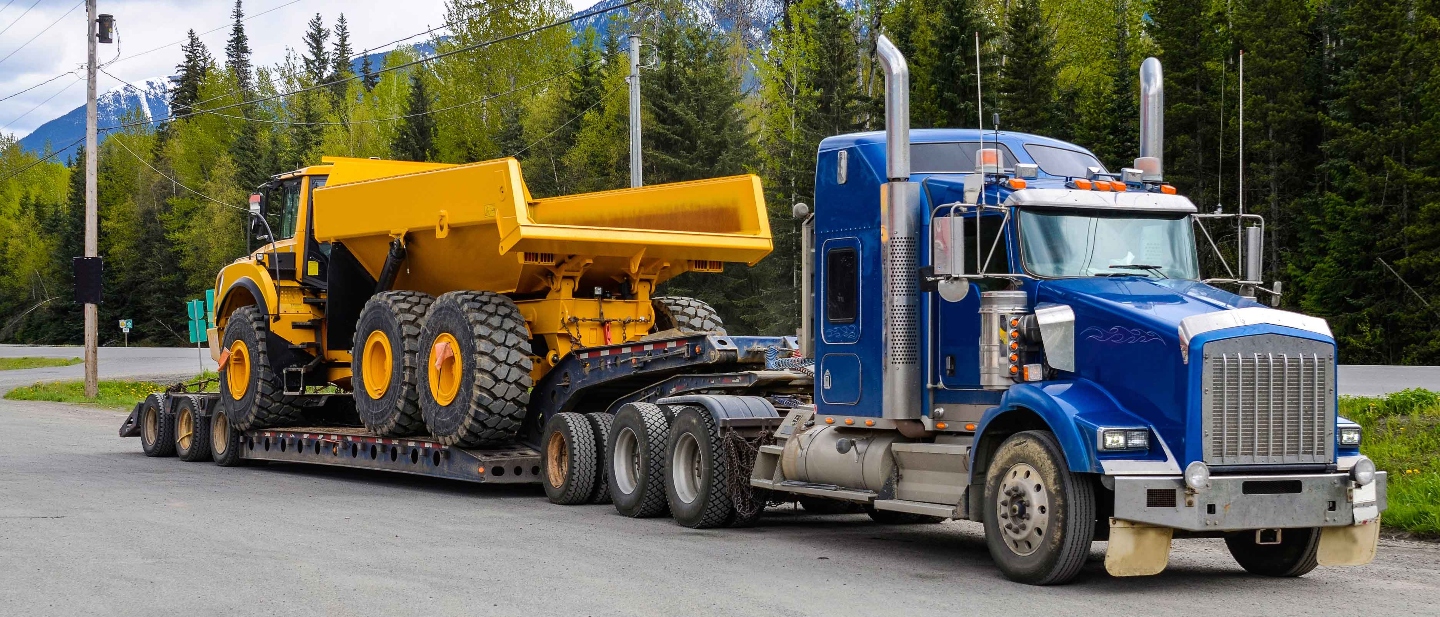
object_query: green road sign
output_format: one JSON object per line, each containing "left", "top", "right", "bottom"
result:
{"left": 186, "top": 299, "right": 208, "bottom": 343}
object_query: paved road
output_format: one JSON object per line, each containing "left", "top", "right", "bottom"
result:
{"left": 0, "top": 400, "right": 1436, "bottom": 616}
{"left": 0, "top": 345, "right": 216, "bottom": 395}
{"left": 1337, "top": 365, "right": 1440, "bottom": 397}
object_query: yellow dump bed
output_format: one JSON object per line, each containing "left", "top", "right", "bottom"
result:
{"left": 311, "top": 157, "right": 771, "bottom": 298}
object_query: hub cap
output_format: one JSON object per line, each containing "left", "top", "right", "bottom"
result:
{"left": 226, "top": 340, "right": 250, "bottom": 400}
{"left": 672, "top": 432, "right": 702, "bottom": 504}
{"left": 362, "top": 329, "right": 394, "bottom": 399}
{"left": 997, "top": 462, "right": 1050, "bottom": 557}
{"left": 212, "top": 411, "right": 230, "bottom": 456}
{"left": 427, "top": 333, "right": 460, "bottom": 406}
{"left": 612, "top": 427, "right": 640, "bottom": 494}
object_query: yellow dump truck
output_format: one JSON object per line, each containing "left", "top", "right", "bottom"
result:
{"left": 204, "top": 156, "right": 773, "bottom": 448}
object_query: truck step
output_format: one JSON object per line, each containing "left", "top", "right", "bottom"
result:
{"left": 871, "top": 499, "right": 959, "bottom": 519}
{"left": 291, "top": 319, "right": 323, "bottom": 330}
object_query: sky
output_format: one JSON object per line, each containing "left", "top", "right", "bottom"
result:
{"left": 0, "top": 0, "right": 601, "bottom": 139}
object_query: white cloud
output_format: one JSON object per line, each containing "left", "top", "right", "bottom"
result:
{"left": 0, "top": 0, "right": 497, "bottom": 138}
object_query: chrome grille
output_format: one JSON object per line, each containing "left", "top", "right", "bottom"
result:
{"left": 1200, "top": 334, "right": 1334, "bottom": 466}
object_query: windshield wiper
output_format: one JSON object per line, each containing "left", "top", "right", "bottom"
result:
{"left": 1107, "top": 264, "right": 1168, "bottom": 279}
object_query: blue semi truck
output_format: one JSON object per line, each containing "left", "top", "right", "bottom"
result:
{"left": 125, "top": 35, "right": 1385, "bottom": 586}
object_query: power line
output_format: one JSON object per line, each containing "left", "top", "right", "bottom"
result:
{"left": 0, "top": 67, "right": 79, "bottom": 102}
{"left": 0, "top": 135, "right": 83, "bottom": 183}
{"left": 0, "top": 0, "right": 41, "bottom": 38}
{"left": 103, "top": 0, "right": 648, "bottom": 133}
{"left": 108, "top": 134, "right": 245, "bottom": 212}
{"left": 512, "top": 82, "right": 622, "bottom": 158}
{"left": 1, "top": 73, "right": 79, "bottom": 132}
{"left": 0, "top": 1, "right": 20, "bottom": 16}
{"left": 0, "top": 1, "right": 84, "bottom": 68}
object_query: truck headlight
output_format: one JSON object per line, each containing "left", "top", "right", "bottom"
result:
{"left": 1339, "top": 426, "right": 1362, "bottom": 447}
{"left": 1351, "top": 457, "right": 1376, "bottom": 486}
{"left": 1184, "top": 461, "right": 1211, "bottom": 491}
{"left": 1099, "top": 428, "right": 1150, "bottom": 451}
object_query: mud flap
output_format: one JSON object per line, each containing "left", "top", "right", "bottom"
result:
{"left": 1318, "top": 517, "right": 1381, "bottom": 566}
{"left": 1105, "top": 518, "right": 1173, "bottom": 577}
{"left": 118, "top": 402, "right": 143, "bottom": 438}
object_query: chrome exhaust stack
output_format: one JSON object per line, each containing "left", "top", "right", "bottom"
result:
{"left": 1136, "top": 57, "right": 1164, "bottom": 182}
{"left": 876, "top": 35, "right": 921, "bottom": 420}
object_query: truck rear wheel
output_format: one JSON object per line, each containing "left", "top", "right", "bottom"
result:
{"left": 418, "top": 291, "right": 533, "bottom": 447}
{"left": 210, "top": 408, "right": 247, "bottom": 467}
{"left": 651, "top": 296, "right": 725, "bottom": 335}
{"left": 608, "top": 403, "right": 672, "bottom": 518}
{"left": 174, "top": 396, "right": 212, "bottom": 462}
{"left": 352, "top": 291, "right": 434, "bottom": 436}
{"left": 1224, "top": 528, "right": 1321, "bottom": 577}
{"left": 585, "top": 412, "right": 614, "bottom": 504}
{"left": 139, "top": 394, "right": 176, "bottom": 457}
{"left": 983, "top": 430, "right": 1095, "bottom": 585}
{"left": 541, "top": 412, "right": 597, "bottom": 505}
{"left": 220, "top": 305, "right": 303, "bottom": 430}
{"left": 665, "top": 405, "right": 734, "bottom": 528}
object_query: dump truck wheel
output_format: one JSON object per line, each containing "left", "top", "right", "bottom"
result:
{"left": 139, "top": 394, "right": 176, "bottom": 457}
{"left": 585, "top": 412, "right": 614, "bottom": 504}
{"left": 608, "top": 403, "right": 672, "bottom": 518}
{"left": 665, "top": 405, "right": 734, "bottom": 528}
{"left": 219, "top": 305, "right": 303, "bottom": 430}
{"left": 541, "top": 412, "right": 597, "bottom": 505}
{"left": 352, "top": 291, "right": 434, "bottom": 437}
{"left": 174, "top": 395, "right": 212, "bottom": 462}
{"left": 210, "top": 408, "right": 247, "bottom": 467}
{"left": 651, "top": 296, "right": 726, "bottom": 335}
{"left": 983, "top": 430, "right": 1095, "bottom": 586}
{"left": 1224, "top": 528, "right": 1321, "bottom": 577}
{"left": 418, "top": 291, "right": 533, "bottom": 447}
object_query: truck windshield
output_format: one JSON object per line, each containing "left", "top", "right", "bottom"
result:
{"left": 1018, "top": 209, "right": 1199, "bottom": 279}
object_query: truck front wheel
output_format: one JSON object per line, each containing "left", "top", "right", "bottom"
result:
{"left": 1224, "top": 528, "right": 1320, "bottom": 577}
{"left": 983, "top": 430, "right": 1095, "bottom": 585}
{"left": 220, "top": 305, "right": 303, "bottom": 430}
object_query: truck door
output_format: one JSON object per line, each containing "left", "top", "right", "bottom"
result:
{"left": 300, "top": 175, "right": 330, "bottom": 289}
{"left": 934, "top": 213, "right": 1008, "bottom": 389}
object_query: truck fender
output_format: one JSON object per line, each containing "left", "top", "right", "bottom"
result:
{"left": 655, "top": 394, "right": 780, "bottom": 423}
{"left": 972, "top": 380, "right": 1138, "bottom": 476}
{"left": 217, "top": 276, "right": 270, "bottom": 323}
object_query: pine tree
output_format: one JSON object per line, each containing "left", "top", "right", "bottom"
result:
{"left": 302, "top": 14, "right": 330, "bottom": 84}
{"left": 225, "top": 0, "right": 253, "bottom": 92}
{"left": 928, "top": 0, "right": 995, "bottom": 128}
{"left": 881, "top": 0, "right": 940, "bottom": 127}
{"left": 996, "top": 0, "right": 1058, "bottom": 135}
{"left": 643, "top": 22, "right": 753, "bottom": 184}
{"left": 330, "top": 14, "right": 354, "bottom": 99}
{"left": 392, "top": 71, "right": 436, "bottom": 161}
{"left": 554, "top": 29, "right": 605, "bottom": 157}
{"left": 1081, "top": 1, "right": 1139, "bottom": 170}
{"left": 1152, "top": 0, "right": 1221, "bottom": 207}
{"left": 360, "top": 53, "right": 379, "bottom": 92}
{"left": 169, "top": 30, "right": 213, "bottom": 117}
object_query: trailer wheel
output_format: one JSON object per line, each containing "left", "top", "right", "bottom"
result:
{"left": 651, "top": 296, "right": 726, "bottom": 335}
{"left": 174, "top": 396, "right": 212, "bottom": 462}
{"left": 541, "top": 412, "right": 597, "bottom": 505}
{"left": 139, "top": 394, "right": 176, "bottom": 457}
{"left": 220, "top": 305, "right": 303, "bottom": 430}
{"left": 983, "top": 430, "right": 1095, "bottom": 585}
{"left": 608, "top": 403, "right": 672, "bottom": 518}
{"left": 352, "top": 291, "right": 434, "bottom": 436}
{"left": 1224, "top": 528, "right": 1321, "bottom": 577}
{"left": 210, "top": 408, "right": 247, "bottom": 467}
{"left": 418, "top": 291, "right": 533, "bottom": 447}
{"left": 584, "top": 412, "right": 614, "bottom": 504}
{"left": 665, "top": 405, "right": 734, "bottom": 528}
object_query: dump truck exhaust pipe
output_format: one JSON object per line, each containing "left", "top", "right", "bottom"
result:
{"left": 876, "top": 35, "right": 921, "bottom": 421}
{"left": 1136, "top": 57, "right": 1164, "bottom": 181}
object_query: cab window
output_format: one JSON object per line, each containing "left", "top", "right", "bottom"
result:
{"left": 277, "top": 179, "right": 301, "bottom": 240}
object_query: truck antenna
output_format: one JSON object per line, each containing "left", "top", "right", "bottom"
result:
{"left": 975, "top": 31, "right": 985, "bottom": 271}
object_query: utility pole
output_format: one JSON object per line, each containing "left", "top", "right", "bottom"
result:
{"left": 83, "top": 0, "right": 98, "bottom": 398}
{"left": 628, "top": 34, "right": 642, "bottom": 188}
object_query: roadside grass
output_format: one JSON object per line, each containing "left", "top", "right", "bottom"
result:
{"left": 3, "top": 372, "right": 215, "bottom": 410}
{"left": 1340, "top": 388, "right": 1440, "bottom": 537}
{"left": 0, "top": 356, "right": 83, "bottom": 371}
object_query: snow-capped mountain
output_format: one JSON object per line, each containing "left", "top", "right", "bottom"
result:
{"left": 18, "top": 77, "right": 170, "bottom": 162}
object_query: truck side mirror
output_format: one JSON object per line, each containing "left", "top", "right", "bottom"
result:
{"left": 1244, "top": 225, "right": 1263, "bottom": 284}
{"left": 932, "top": 210, "right": 969, "bottom": 302}
{"left": 248, "top": 193, "right": 271, "bottom": 244}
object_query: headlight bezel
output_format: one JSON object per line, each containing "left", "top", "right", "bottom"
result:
{"left": 1097, "top": 427, "right": 1151, "bottom": 452}
{"left": 1338, "top": 425, "right": 1362, "bottom": 447}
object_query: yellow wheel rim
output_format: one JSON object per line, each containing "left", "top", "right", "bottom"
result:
{"left": 427, "top": 332, "right": 461, "bottom": 406}
{"left": 227, "top": 340, "right": 250, "bottom": 400}
{"left": 177, "top": 408, "right": 194, "bottom": 451}
{"left": 362, "top": 329, "right": 394, "bottom": 399}
{"left": 546, "top": 430, "right": 569, "bottom": 489}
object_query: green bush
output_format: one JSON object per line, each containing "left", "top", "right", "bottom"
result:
{"left": 1341, "top": 388, "right": 1440, "bottom": 537}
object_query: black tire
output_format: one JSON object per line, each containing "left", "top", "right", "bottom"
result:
{"left": 541, "top": 412, "right": 597, "bottom": 505}
{"left": 799, "top": 497, "right": 863, "bottom": 515}
{"left": 651, "top": 296, "right": 726, "bottom": 335}
{"left": 983, "top": 430, "right": 1095, "bottom": 585}
{"left": 664, "top": 405, "right": 733, "bottom": 528}
{"left": 210, "top": 408, "right": 247, "bottom": 467}
{"left": 607, "top": 403, "right": 672, "bottom": 518}
{"left": 352, "top": 291, "right": 434, "bottom": 436}
{"left": 139, "top": 394, "right": 176, "bottom": 457}
{"left": 1224, "top": 528, "right": 1321, "bottom": 577}
{"left": 219, "top": 305, "right": 303, "bottom": 430}
{"left": 585, "top": 412, "right": 614, "bottom": 504}
{"left": 418, "top": 291, "right": 533, "bottom": 447}
{"left": 174, "top": 396, "right": 212, "bottom": 462}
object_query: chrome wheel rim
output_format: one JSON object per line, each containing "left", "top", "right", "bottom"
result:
{"left": 672, "top": 432, "right": 702, "bottom": 504}
{"left": 613, "top": 427, "right": 639, "bottom": 495}
{"left": 997, "top": 462, "right": 1050, "bottom": 557}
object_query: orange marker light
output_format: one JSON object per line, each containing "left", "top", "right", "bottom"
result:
{"left": 1073, "top": 178, "right": 1093, "bottom": 190}
{"left": 964, "top": 423, "right": 977, "bottom": 431}
{"left": 1160, "top": 184, "right": 1178, "bottom": 195}
{"left": 1093, "top": 181, "right": 1112, "bottom": 192}
{"left": 1009, "top": 365, "right": 1019, "bottom": 375}
{"left": 864, "top": 419, "right": 875, "bottom": 427}
{"left": 1111, "top": 181, "right": 1128, "bottom": 192}
{"left": 478, "top": 466, "right": 486, "bottom": 475}
{"left": 1010, "top": 354, "right": 1019, "bottom": 363}
{"left": 936, "top": 422, "right": 948, "bottom": 430}
{"left": 844, "top": 418, "right": 855, "bottom": 425}
{"left": 1009, "top": 330, "right": 1020, "bottom": 340}
{"left": 825, "top": 417, "right": 835, "bottom": 424}
{"left": 1010, "top": 318, "right": 1020, "bottom": 328}
{"left": 1009, "top": 342, "right": 1019, "bottom": 351}
{"left": 1007, "top": 178, "right": 1027, "bottom": 190}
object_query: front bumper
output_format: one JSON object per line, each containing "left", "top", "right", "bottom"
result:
{"left": 1113, "top": 471, "right": 1387, "bottom": 532}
